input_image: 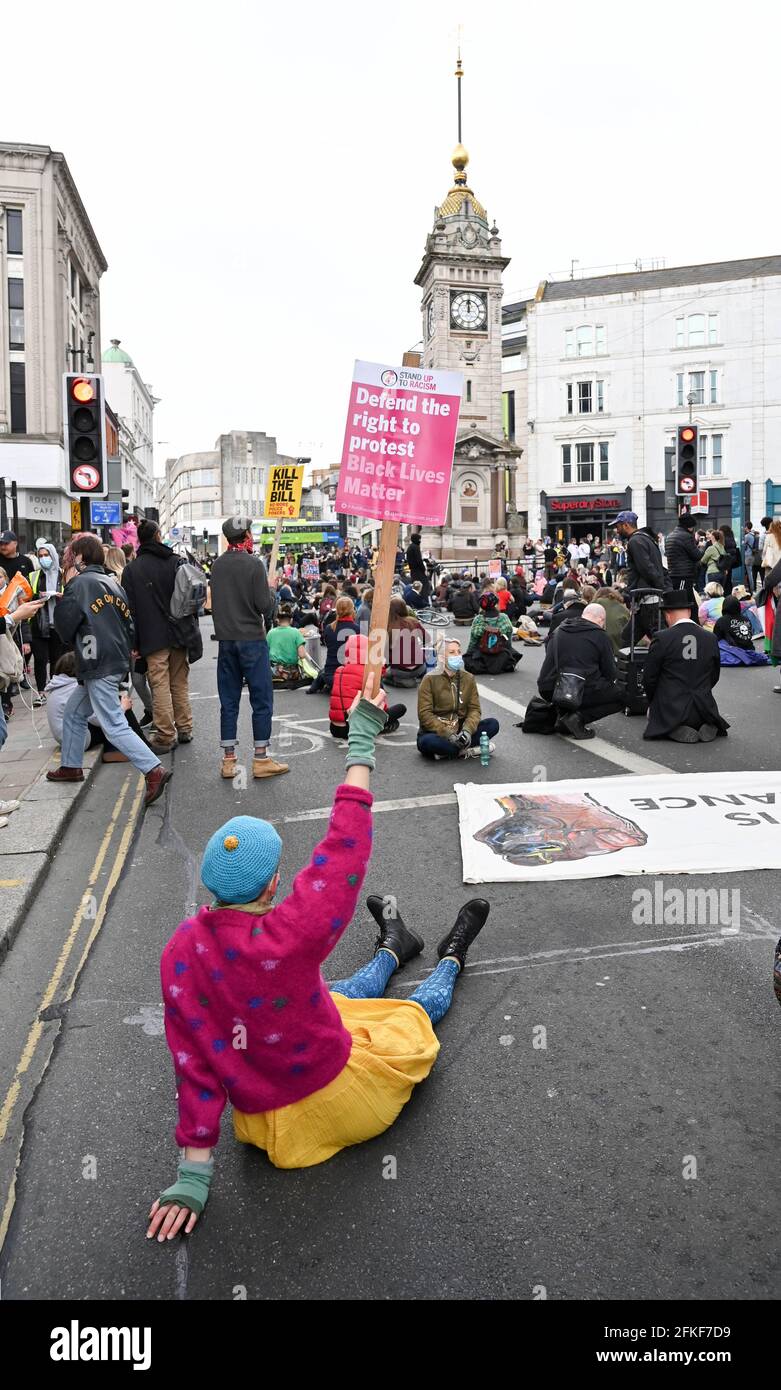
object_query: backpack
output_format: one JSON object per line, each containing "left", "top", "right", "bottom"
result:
{"left": 170, "top": 560, "right": 207, "bottom": 620}
{"left": 479, "top": 623, "right": 505, "bottom": 655}
{"left": 0, "top": 630, "right": 24, "bottom": 691}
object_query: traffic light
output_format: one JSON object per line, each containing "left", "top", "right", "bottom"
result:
{"left": 676, "top": 425, "right": 698, "bottom": 496}
{"left": 64, "top": 373, "right": 107, "bottom": 498}
{"left": 203, "top": 529, "right": 209, "bottom": 542}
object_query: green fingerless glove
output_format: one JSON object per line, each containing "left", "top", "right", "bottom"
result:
{"left": 159, "top": 1158, "right": 215, "bottom": 1216}
{"left": 346, "top": 697, "right": 388, "bottom": 770}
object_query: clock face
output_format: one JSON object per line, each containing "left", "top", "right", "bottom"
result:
{"left": 450, "top": 290, "right": 488, "bottom": 331}
{"left": 426, "top": 300, "right": 435, "bottom": 340}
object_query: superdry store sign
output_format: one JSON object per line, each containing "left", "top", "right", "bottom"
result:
{"left": 548, "top": 496, "right": 625, "bottom": 513}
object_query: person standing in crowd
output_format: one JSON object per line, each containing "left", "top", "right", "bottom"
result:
{"left": 417, "top": 639, "right": 499, "bottom": 759}
{"left": 642, "top": 591, "right": 728, "bottom": 743}
{"left": 760, "top": 517, "right": 781, "bottom": 578}
{"left": 405, "top": 531, "right": 430, "bottom": 602}
{"left": 46, "top": 533, "right": 170, "bottom": 805}
{"left": 700, "top": 529, "right": 726, "bottom": 586}
{"left": 1, "top": 595, "right": 46, "bottom": 821}
{"left": 209, "top": 516, "right": 287, "bottom": 781}
{"left": 665, "top": 512, "right": 701, "bottom": 612}
{"left": 28, "top": 539, "right": 63, "bottom": 707}
{"left": 121, "top": 520, "right": 195, "bottom": 756}
{"left": 537, "top": 603, "right": 625, "bottom": 740}
{"left": 743, "top": 523, "right": 758, "bottom": 590}
{"left": 613, "top": 510, "right": 665, "bottom": 640}
{"left": 0, "top": 529, "right": 34, "bottom": 695}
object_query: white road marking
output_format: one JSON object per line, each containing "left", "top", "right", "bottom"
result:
{"left": 280, "top": 792, "right": 457, "bottom": 823}
{"left": 475, "top": 683, "right": 676, "bottom": 777}
{"left": 394, "top": 927, "right": 771, "bottom": 988}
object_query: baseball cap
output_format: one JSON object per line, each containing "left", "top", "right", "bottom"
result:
{"left": 613, "top": 511, "right": 638, "bottom": 527}
{"left": 222, "top": 515, "right": 252, "bottom": 543}
{"left": 0, "top": 530, "right": 17, "bottom": 544}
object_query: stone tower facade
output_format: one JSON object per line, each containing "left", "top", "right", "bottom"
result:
{"left": 413, "top": 137, "right": 521, "bottom": 562}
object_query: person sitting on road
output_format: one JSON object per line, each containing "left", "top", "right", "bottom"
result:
{"left": 643, "top": 591, "right": 729, "bottom": 743}
{"left": 148, "top": 672, "right": 491, "bottom": 1239}
{"left": 464, "top": 591, "right": 520, "bottom": 675}
{"left": 697, "top": 581, "right": 724, "bottom": 631}
{"left": 385, "top": 597, "right": 426, "bottom": 687}
{"left": 267, "top": 604, "right": 307, "bottom": 685}
{"left": 547, "top": 584, "right": 596, "bottom": 640}
{"left": 712, "top": 595, "right": 768, "bottom": 665}
{"left": 356, "top": 587, "right": 373, "bottom": 629}
{"left": 402, "top": 579, "right": 427, "bottom": 611}
{"left": 329, "top": 634, "right": 406, "bottom": 739}
{"left": 307, "top": 596, "right": 359, "bottom": 695}
{"left": 537, "top": 602, "right": 626, "bottom": 741}
{"left": 593, "top": 586, "right": 630, "bottom": 655}
{"left": 417, "top": 639, "right": 499, "bottom": 760}
{"left": 451, "top": 581, "right": 479, "bottom": 625}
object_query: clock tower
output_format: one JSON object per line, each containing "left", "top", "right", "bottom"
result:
{"left": 414, "top": 57, "right": 520, "bottom": 562}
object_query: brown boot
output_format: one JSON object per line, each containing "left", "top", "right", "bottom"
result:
{"left": 221, "top": 755, "right": 238, "bottom": 779}
{"left": 253, "top": 756, "right": 289, "bottom": 779}
{"left": 144, "top": 765, "right": 172, "bottom": 806}
{"left": 46, "top": 766, "right": 84, "bottom": 783}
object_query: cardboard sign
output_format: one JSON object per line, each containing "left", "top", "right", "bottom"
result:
{"left": 265, "top": 464, "right": 304, "bottom": 519}
{"left": 301, "top": 558, "right": 320, "bottom": 581}
{"left": 488, "top": 558, "right": 503, "bottom": 578}
{"left": 335, "top": 360, "right": 462, "bottom": 526}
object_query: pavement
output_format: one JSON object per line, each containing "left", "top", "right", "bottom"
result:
{"left": 0, "top": 617, "right": 778, "bottom": 1301}
{"left": 0, "top": 690, "right": 100, "bottom": 961}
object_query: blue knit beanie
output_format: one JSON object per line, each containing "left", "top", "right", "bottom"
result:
{"left": 201, "top": 815, "right": 282, "bottom": 905}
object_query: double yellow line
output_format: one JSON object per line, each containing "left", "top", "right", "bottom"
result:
{"left": 0, "top": 770, "right": 146, "bottom": 1248}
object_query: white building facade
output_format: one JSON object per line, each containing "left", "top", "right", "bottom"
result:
{"left": 0, "top": 143, "right": 107, "bottom": 545}
{"left": 101, "top": 340, "right": 156, "bottom": 515}
{"left": 522, "top": 256, "right": 781, "bottom": 541}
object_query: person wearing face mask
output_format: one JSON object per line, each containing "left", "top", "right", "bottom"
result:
{"left": 28, "top": 539, "right": 64, "bottom": 706}
{"left": 416, "top": 639, "right": 499, "bottom": 760}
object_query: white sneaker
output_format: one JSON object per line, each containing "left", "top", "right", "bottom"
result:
{"left": 458, "top": 742, "right": 496, "bottom": 759}
{"left": 0, "top": 799, "right": 20, "bottom": 815}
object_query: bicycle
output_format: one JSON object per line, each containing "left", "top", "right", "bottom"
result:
{"left": 415, "top": 606, "right": 451, "bottom": 627}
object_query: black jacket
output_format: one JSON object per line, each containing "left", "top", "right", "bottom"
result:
{"left": 53, "top": 566, "right": 134, "bottom": 681}
{"left": 643, "top": 620, "right": 728, "bottom": 738}
{"left": 451, "top": 588, "right": 479, "bottom": 620}
{"left": 406, "top": 541, "right": 427, "bottom": 584}
{"left": 121, "top": 542, "right": 183, "bottom": 657}
{"left": 547, "top": 600, "right": 586, "bottom": 638}
{"left": 665, "top": 526, "right": 701, "bottom": 583}
{"left": 538, "top": 616, "right": 619, "bottom": 704}
{"left": 625, "top": 528, "right": 665, "bottom": 592}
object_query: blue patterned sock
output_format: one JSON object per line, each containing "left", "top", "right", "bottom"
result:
{"left": 408, "top": 957, "right": 460, "bottom": 1026}
{"left": 330, "top": 947, "right": 397, "bottom": 999}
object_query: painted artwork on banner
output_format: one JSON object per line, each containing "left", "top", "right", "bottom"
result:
{"left": 335, "top": 360, "right": 462, "bottom": 526}
{"left": 456, "top": 772, "right": 781, "bottom": 883}
{"left": 265, "top": 464, "right": 304, "bottom": 519}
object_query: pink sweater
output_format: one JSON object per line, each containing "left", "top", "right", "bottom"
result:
{"left": 160, "top": 783, "right": 373, "bottom": 1147}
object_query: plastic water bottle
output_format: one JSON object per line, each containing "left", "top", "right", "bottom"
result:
{"left": 479, "top": 731, "right": 491, "bottom": 766}
{"left": 425, "top": 644, "right": 437, "bottom": 671}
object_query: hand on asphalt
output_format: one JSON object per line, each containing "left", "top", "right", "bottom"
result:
{"left": 146, "top": 1198, "right": 199, "bottom": 1241}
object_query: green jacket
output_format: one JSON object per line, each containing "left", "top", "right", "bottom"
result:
{"left": 701, "top": 541, "right": 725, "bottom": 577}
{"left": 417, "top": 668, "right": 482, "bottom": 738}
{"left": 595, "top": 597, "right": 627, "bottom": 654}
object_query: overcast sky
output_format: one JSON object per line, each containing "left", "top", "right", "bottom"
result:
{"left": 4, "top": 1, "right": 778, "bottom": 476}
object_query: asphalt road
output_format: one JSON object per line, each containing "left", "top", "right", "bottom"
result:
{"left": 0, "top": 619, "right": 778, "bottom": 1301}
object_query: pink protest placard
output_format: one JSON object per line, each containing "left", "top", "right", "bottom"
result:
{"left": 335, "top": 360, "right": 462, "bottom": 526}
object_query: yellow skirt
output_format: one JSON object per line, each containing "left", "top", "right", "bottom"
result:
{"left": 233, "top": 994, "right": 440, "bottom": 1168}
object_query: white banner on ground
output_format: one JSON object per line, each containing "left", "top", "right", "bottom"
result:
{"left": 455, "top": 771, "right": 781, "bottom": 883}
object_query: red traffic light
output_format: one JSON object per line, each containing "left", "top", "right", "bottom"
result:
{"left": 680, "top": 427, "right": 696, "bottom": 442}
{"left": 71, "top": 377, "right": 96, "bottom": 404}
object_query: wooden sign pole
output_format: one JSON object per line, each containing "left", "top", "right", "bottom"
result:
{"left": 363, "top": 351, "right": 421, "bottom": 694}
{"left": 266, "top": 516, "right": 284, "bottom": 585}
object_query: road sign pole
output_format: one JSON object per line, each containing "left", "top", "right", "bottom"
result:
{"left": 266, "top": 517, "right": 284, "bottom": 584}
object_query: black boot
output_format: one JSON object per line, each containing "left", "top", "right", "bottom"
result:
{"left": 366, "top": 895, "right": 424, "bottom": 967}
{"left": 436, "top": 899, "right": 491, "bottom": 969}
{"left": 555, "top": 712, "right": 595, "bottom": 740}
